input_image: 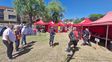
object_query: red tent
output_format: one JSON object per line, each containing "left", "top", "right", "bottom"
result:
{"left": 34, "top": 19, "right": 46, "bottom": 25}
{"left": 79, "top": 18, "right": 92, "bottom": 26}
{"left": 66, "top": 22, "right": 73, "bottom": 26}
{"left": 48, "top": 21, "right": 55, "bottom": 26}
{"left": 91, "top": 12, "right": 112, "bottom": 25}
{"left": 57, "top": 21, "right": 65, "bottom": 26}
{"left": 88, "top": 12, "right": 112, "bottom": 48}
{"left": 34, "top": 22, "right": 37, "bottom": 25}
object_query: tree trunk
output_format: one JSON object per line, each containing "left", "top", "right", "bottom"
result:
{"left": 29, "top": 13, "right": 33, "bottom": 27}
{"left": 17, "top": 14, "right": 21, "bottom": 24}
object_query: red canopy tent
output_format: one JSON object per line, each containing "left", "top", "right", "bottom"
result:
{"left": 56, "top": 21, "right": 65, "bottom": 32}
{"left": 66, "top": 22, "right": 73, "bottom": 26}
{"left": 88, "top": 12, "right": 112, "bottom": 48}
{"left": 48, "top": 21, "right": 55, "bottom": 26}
{"left": 57, "top": 21, "right": 65, "bottom": 26}
{"left": 73, "top": 18, "right": 92, "bottom": 27}
{"left": 91, "top": 12, "right": 112, "bottom": 25}
{"left": 35, "top": 19, "right": 46, "bottom": 25}
{"left": 33, "top": 19, "right": 47, "bottom": 32}
{"left": 79, "top": 18, "right": 92, "bottom": 26}
{"left": 47, "top": 21, "right": 55, "bottom": 32}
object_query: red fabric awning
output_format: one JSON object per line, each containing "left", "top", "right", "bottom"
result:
{"left": 48, "top": 21, "right": 55, "bottom": 26}
{"left": 77, "top": 18, "right": 92, "bottom": 26}
{"left": 57, "top": 21, "right": 65, "bottom": 26}
{"left": 91, "top": 12, "right": 112, "bottom": 25}
{"left": 34, "top": 19, "right": 46, "bottom": 25}
{"left": 66, "top": 22, "right": 73, "bottom": 26}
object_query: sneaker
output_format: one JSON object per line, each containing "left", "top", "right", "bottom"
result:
{"left": 68, "top": 51, "right": 73, "bottom": 55}
{"left": 65, "top": 48, "right": 68, "bottom": 52}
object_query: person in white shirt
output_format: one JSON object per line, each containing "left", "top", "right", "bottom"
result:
{"left": 2, "top": 24, "right": 16, "bottom": 60}
{"left": 21, "top": 26, "right": 27, "bottom": 45}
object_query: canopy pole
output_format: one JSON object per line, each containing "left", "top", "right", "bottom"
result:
{"left": 105, "top": 25, "right": 109, "bottom": 48}
{"left": 81, "top": 25, "right": 83, "bottom": 39}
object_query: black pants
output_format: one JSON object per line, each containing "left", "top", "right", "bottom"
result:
{"left": 83, "top": 37, "right": 91, "bottom": 46}
{"left": 66, "top": 40, "right": 78, "bottom": 52}
{"left": 49, "top": 35, "right": 54, "bottom": 46}
{"left": 3, "top": 40, "right": 13, "bottom": 59}
{"left": 68, "top": 40, "right": 77, "bottom": 48}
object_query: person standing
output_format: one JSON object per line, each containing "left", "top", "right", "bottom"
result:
{"left": 21, "top": 26, "right": 27, "bottom": 46}
{"left": 65, "top": 27, "right": 79, "bottom": 53}
{"left": 2, "top": 24, "right": 16, "bottom": 60}
{"left": 82, "top": 28, "right": 91, "bottom": 46}
{"left": 14, "top": 25, "right": 21, "bottom": 51}
{"left": 49, "top": 27, "right": 55, "bottom": 47}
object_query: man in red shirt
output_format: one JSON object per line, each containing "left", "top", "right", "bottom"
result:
{"left": 65, "top": 27, "right": 79, "bottom": 53}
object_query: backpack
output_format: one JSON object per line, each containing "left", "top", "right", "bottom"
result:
{"left": 69, "top": 31, "right": 75, "bottom": 41}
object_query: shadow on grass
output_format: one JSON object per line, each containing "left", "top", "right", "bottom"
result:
{"left": 53, "top": 42, "right": 59, "bottom": 47}
{"left": 64, "top": 47, "right": 80, "bottom": 62}
{"left": 13, "top": 41, "right": 37, "bottom": 58}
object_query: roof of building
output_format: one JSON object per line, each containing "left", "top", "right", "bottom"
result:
{"left": 0, "top": 6, "right": 13, "bottom": 9}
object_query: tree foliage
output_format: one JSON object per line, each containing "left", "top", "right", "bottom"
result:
{"left": 73, "top": 17, "right": 84, "bottom": 24}
{"left": 47, "top": 0, "right": 64, "bottom": 23}
{"left": 14, "top": 0, "right": 48, "bottom": 25}
{"left": 14, "top": 0, "right": 64, "bottom": 23}
{"left": 89, "top": 14, "right": 104, "bottom": 21}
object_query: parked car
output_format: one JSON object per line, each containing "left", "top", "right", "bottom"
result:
{"left": 0, "top": 27, "right": 7, "bottom": 36}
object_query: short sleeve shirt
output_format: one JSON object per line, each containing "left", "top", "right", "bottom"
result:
{"left": 2, "top": 28, "right": 16, "bottom": 42}
{"left": 21, "top": 27, "right": 27, "bottom": 35}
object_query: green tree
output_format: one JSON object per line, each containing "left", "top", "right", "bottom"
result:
{"left": 89, "top": 14, "right": 104, "bottom": 21}
{"left": 47, "top": 0, "right": 64, "bottom": 23}
{"left": 73, "top": 17, "right": 84, "bottom": 24}
{"left": 14, "top": 0, "right": 47, "bottom": 25}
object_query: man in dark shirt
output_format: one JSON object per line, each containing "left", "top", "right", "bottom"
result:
{"left": 49, "top": 27, "right": 55, "bottom": 47}
{"left": 65, "top": 27, "right": 79, "bottom": 54}
{"left": 83, "top": 28, "right": 91, "bottom": 46}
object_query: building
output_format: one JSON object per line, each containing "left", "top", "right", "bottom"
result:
{"left": 0, "top": 6, "right": 17, "bottom": 23}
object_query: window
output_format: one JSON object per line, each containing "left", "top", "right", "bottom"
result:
{"left": 0, "top": 17, "right": 4, "bottom": 20}
{"left": 0, "top": 9, "right": 4, "bottom": 15}
{"left": 7, "top": 9, "right": 13, "bottom": 12}
{"left": 8, "top": 15, "right": 16, "bottom": 19}
{"left": 0, "top": 9, "right": 4, "bottom": 20}
{"left": 0, "top": 9, "right": 4, "bottom": 12}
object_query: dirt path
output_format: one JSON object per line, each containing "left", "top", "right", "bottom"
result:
{"left": 0, "top": 33, "right": 112, "bottom": 62}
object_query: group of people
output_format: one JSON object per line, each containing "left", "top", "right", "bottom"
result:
{"left": 2, "top": 24, "right": 91, "bottom": 61}
{"left": 2, "top": 24, "right": 27, "bottom": 60}
{"left": 65, "top": 27, "right": 91, "bottom": 55}
{"left": 49, "top": 26, "right": 91, "bottom": 48}
{"left": 49, "top": 26, "right": 91, "bottom": 55}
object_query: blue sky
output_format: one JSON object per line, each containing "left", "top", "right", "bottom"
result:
{"left": 1, "top": 0, "right": 112, "bottom": 19}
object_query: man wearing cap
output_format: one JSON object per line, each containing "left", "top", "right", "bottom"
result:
{"left": 2, "top": 24, "right": 16, "bottom": 60}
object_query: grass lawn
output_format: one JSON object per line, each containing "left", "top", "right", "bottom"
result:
{"left": 0, "top": 33, "right": 112, "bottom": 62}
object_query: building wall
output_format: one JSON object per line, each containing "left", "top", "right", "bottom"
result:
{"left": 0, "top": 9, "right": 4, "bottom": 20}
{"left": 4, "top": 8, "right": 17, "bottom": 21}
